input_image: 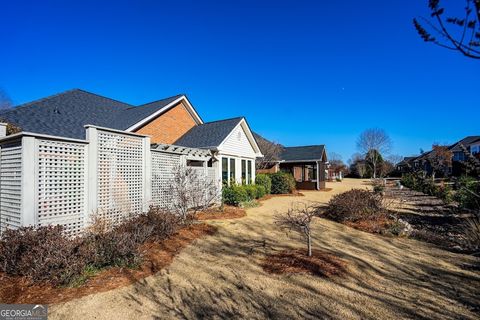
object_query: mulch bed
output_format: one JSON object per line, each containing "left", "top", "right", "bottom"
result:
{"left": 0, "top": 223, "right": 217, "bottom": 305}
{"left": 196, "top": 206, "right": 246, "bottom": 220}
{"left": 344, "top": 216, "right": 396, "bottom": 234}
{"left": 260, "top": 191, "right": 305, "bottom": 201}
{"left": 261, "top": 249, "right": 347, "bottom": 277}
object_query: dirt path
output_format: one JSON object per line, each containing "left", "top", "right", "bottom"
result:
{"left": 50, "top": 179, "right": 480, "bottom": 320}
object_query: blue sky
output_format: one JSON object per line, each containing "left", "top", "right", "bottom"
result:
{"left": 0, "top": 0, "right": 477, "bottom": 161}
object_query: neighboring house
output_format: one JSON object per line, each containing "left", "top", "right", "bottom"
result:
{"left": 256, "top": 144, "right": 328, "bottom": 190}
{"left": 396, "top": 156, "right": 417, "bottom": 173}
{"left": 0, "top": 89, "right": 262, "bottom": 187}
{"left": 395, "top": 136, "right": 480, "bottom": 177}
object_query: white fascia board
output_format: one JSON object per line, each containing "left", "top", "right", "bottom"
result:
{"left": 216, "top": 119, "right": 263, "bottom": 157}
{"left": 125, "top": 95, "right": 203, "bottom": 132}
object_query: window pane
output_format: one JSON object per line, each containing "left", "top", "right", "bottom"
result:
{"left": 241, "top": 160, "right": 246, "bottom": 183}
{"left": 222, "top": 158, "right": 228, "bottom": 182}
{"left": 230, "top": 158, "right": 236, "bottom": 182}
{"left": 247, "top": 160, "right": 252, "bottom": 184}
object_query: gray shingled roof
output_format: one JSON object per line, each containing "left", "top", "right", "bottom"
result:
{"left": 0, "top": 89, "right": 183, "bottom": 139}
{"left": 174, "top": 117, "right": 244, "bottom": 148}
{"left": 449, "top": 136, "right": 480, "bottom": 152}
{"left": 280, "top": 145, "right": 326, "bottom": 162}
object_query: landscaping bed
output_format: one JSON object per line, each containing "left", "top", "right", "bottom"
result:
{"left": 0, "top": 223, "right": 216, "bottom": 304}
{"left": 196, "top": 206, "right": 246, "bottom": 220}
{"left": 261, "top": 249, "right": 347, "bottom": 277}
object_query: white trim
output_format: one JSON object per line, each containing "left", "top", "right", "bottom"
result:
{"left": 0, "top": 131, "right": 89, "bottom": 144}
{"left": 125, "top": 95, "right": 203, "bottom": 132}
{"left": 217, "top": 119, "right": 263, "bottom": 157}
{"left": 85, "top": 124, "right": 150, "bottom": 137}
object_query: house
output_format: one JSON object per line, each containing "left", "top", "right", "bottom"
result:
{"left": 255, "top": 141, "right": 328, "bottom": 190}
{"left": 0, "top": 89, "right": 262, "bottom": 188}
{"left": 395, "top": 136, "right": 480, "bottom": 177}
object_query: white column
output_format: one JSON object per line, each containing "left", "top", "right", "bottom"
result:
{"left": 85, "top": 127, "right": 98, "bottom": 225}
{"left": 143, "top": 136, "right": 152, "bottom": 212}
{"left": 316, "top": 161, "right": 320, "bottom": 190}
{"left": 21, "top": 136, "right": 37, "bottom": 226}
{"left": 0, "top": 123, "right": 7, "bottom": 138}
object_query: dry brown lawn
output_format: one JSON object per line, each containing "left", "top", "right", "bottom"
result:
{"left": 50, "top": 179, "right": 480, "bottom": 320}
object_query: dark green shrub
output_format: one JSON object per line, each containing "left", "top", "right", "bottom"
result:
{"left": 436, "top": 184, "right": 453, "bottom": 204}
{"left": 270, "top": 172, "right": 296, "bottom": 194}
{"left": 255, "top": 174, "right": 272, "bottom": 194}
{"left": 222, "top": 185, "right": 249, "bottom": 206}
{"left": 244, "top": 184, "right": 257, "bottom": 200}
{"left": 324, "top": 189, "right": 385, "bottom": 222}
{"left": 454, "top": 176, "right": 480, "bottom": 210}
{"left": 401, "top": 173, "right": 420, "bottom": 189}
{"left": 255, "top": 184, "right": 266, "bottom": 199}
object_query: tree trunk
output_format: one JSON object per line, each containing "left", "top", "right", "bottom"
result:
{"left": 373, "top": 162, "right": 377, "bottom": 179}
{"left": 307, "top": 232, "right": 312, "bottom": 257}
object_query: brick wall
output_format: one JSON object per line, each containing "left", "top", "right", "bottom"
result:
{"left": 135, "top": 101, "right": 197, "bottom": 144}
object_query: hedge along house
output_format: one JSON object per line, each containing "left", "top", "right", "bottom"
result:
{"left": 0, "top": 89, "right": 262, "bottom": 234}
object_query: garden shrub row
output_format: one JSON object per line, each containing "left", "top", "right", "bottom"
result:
{"left": 222, "top": 183, "right": 266, "bottom": 206}
{"left": 0, "top": 207, "right": 182, "bottom": 286}
{"left": 401, "top": 173, "right": 460, "bottom": 205}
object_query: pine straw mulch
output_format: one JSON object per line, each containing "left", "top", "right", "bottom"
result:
{"left": 261, "top": 249, "right": 348, "bottom": 278}
{"left": 0, "top": 223, "right": 217, "bottom": 305}
{"left": 196, "top": 206, "right": 246, "bottom": 220}
{"left": 259, "top": 191, "right": 305, "bottom": 201}
{"left": 343, "top": 215, "right": 397, "bottom": 234}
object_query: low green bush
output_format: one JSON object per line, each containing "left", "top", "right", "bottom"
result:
{"left": 222, "top": 184, "right": 249, "bottom": 206}
{"left": 270, "top": 172, "right": 296, "bottom": 194}
{"left": 244, "top": 184, "right": 257, "bottom": 200}
{"left": 454, "top": 176, "right": 480, "bottom": 210}
{"left": 255, "top": 184, "right": 266, "bottom": 199}
{"left": 255, "top": 174, "right": 272, "bottom": 194}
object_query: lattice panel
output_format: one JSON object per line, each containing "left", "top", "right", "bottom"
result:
{"left": 151, "top": 151, "right": 181, "bottom": 209}
{"left": 97, "top": 131, "right": 145, "bottom": 223}
{"left": 0, "top": 141, "right": 22, "bottom": 232}
{"left": 37, "top": 139, "right": 87, "bottom": 235}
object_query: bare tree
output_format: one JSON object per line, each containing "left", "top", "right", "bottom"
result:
{"left": 357, "top": 128, "right": 392, "bottom": 179}
{"left": 274, "top": 202, "right": 319, "bottom": 257}
{"left": 413, "top": 0, "right": 480, "bottom": 59}
{"left": 459, "top": 143, "right": 480, "bottom": 176}
{"left": 0, "top": 88, "right": 13, "bottom": 110}
{"left": 427, "top": 144, "right": 453, "bottom": 180}
{"left": 169, "top": 165, "right": 220, "bottom": 222}
{"left": 387, "top": 154, "right": 404, "bottom": 166}
{"left": 254, "top": 132, "right": 283, "bottom": 170}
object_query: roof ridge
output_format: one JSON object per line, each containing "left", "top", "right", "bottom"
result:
{"left": 133, "top": 94, "right": 184, "bottom": 109}
{"left": 10, "top": 88, "right": 133, "bottom": 113}
{"left": 284, "top": 144, "right": 325, "bottom": 148}
{"left": 202, "top": 116, "right": 244, "bottom": 125}
{"left": 74, "top": 89, "right": 133, "bottom": 107}
{"left": 10, "top": 88, "right": 80, "bottom": 111}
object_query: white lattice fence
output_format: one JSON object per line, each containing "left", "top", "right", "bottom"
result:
{"left": 0, "top": 140, "right": 22, "bottom": 232}
{"left": 94, "top": 129, "right": 147, "bottom": 224}
{"left": 37, "top": 139, "right": 87, "bottom": 235}
{"left": 151, "top": 151, "right": 182, "bottom": 209}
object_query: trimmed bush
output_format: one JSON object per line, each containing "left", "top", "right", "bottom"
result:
{"left": 256, "top": 174, "right": 272, "bottom": 194}
{"left": 255, "top": 184, "right": 267, "bottom": 199}
{"left": 454, "top": 176, "right": 479, "bottom": 210}
{"left": 324, "top": 189, "right": 384, "bottom": 222}
{"left": 270, "top": 172, "right": 296, "bottom": 194}
{"left": 222, "top": 184, "right": 249, "bottom": 206}
{"left": 244, "top": 184, "right": 258, "bottom": 200}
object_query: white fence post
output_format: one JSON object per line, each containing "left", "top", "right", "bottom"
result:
{"left": 144, "top": 136, "right": 151, "bottom": 212}
{"left": 86, "top": 127, "right": 98, "bottom": 225}
{"left": 21, "top": 136, "right": 37, "bottom": 227}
